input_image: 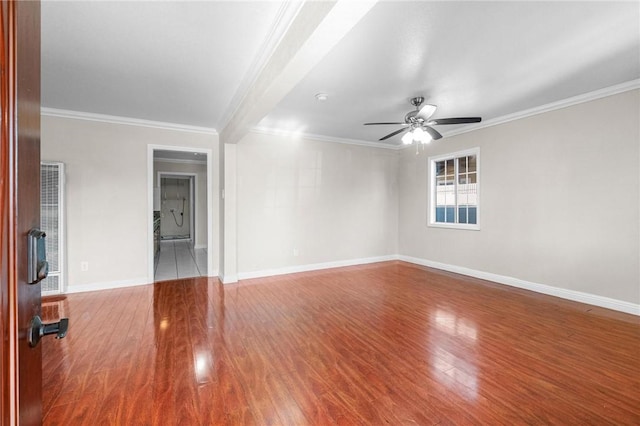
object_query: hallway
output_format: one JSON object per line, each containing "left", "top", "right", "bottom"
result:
{"left": 154, "top": 240, "right": 207, "bottom": 281}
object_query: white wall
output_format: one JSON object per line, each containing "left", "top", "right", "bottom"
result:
{"left": 236, "top": 131, "right": 398, "bottom": 275}
{"left": 154, "top": 161, "right": 208, "bottom": 248}
{"left": 41, "top": 115, "right": 219, "bottom": 290}
{"left": 41, "top": 90, "right": 639, "bottom": 312}
{"left": 398, "top": 90, "right": 640, "bottom": 305}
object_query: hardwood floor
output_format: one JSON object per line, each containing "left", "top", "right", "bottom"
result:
{"left": 41, "top": 261, "right": 640, "bottom": 425}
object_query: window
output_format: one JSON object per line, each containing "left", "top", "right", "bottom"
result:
{"left": 429, "top": 148, "right": 479, "bottom": 230}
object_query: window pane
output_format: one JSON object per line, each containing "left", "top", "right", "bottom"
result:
{"left": 458, "top": 207, "right": 468, "bottom": 224}
{"left": 436, "top": 161, "right": 445, "bottom": 177}
{"left": 458, "top": 188, "right": 468, "bottom": 206}
{"left": 444, "top": 187, "right": 455, "bottom": 206}
{"left": 468, "top": 207, "right": 477, "bottom": 224}
{"left": 459, "top": 157, "right": 467, "bottom": 173}
{"left": 445, "top": 207, "right": 455, "bottom": 222}
{"left": 468, "top": 172, "right": 477, "bottom": 184}
{"left": 468, "top": 155, "right": 477, "bottom": 172}
{"left": 458, "top": 174, "right": 468, "bottom": 185}
{"left": 446, "top": 159, "right": 454, "bottom": 176}
{"left": 435, "top": 176, "right": 447, "bottom": 221}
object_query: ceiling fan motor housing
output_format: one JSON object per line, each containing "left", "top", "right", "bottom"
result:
{"left": 410, "top": 96, "right": 424, "bottom": 107}
{"left": 405, "top": 110, "right": 419, "bottom": 124}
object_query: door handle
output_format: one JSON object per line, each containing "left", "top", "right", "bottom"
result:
{"left": 27, "top": 229, "right": 49, "bottom": 284}
{"left": 28, "top": 315, "right": 69, "bottom": 347}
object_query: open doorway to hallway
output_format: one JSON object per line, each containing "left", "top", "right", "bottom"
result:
{"left": 149, "top": 147, "right": 213, "bottom": 281}
{"left": 159, "top": 175, "right": 194, "bottom": 242}
{"left": 156, "top": 173, "right": 206, "bottom": 280}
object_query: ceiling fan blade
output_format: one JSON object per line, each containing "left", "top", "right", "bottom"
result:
{"left": 423, "top": 126, "right": 443, "bottom": 140}
{"left": 379, "top": 127, "right": 409, "bottom": 141}
{"left": 416, "top": 104, "right": 437, "bottom": 121}
{"left": 364, "top": 122, "right": 407, "bottom": 126}
{"left": 431, "top": 117, "right": 482, "bottom": 125}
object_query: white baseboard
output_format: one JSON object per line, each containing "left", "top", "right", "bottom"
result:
{"left": 220, "top": 273, "right": 238, "bottom": 284}
{"left": 61, "top": 255, "right": 639, "bottom": 316}
{"left": 237, "top": 255, "right": 399, "bottom": 280}
{"left": 399, "top": 255, "right": 640, "bottom": 316}
{"left": 66, "top": 271, "right": 222, "bottom": 293}
{"left": 65, "top": 277, "right": 152, "bottom": 294}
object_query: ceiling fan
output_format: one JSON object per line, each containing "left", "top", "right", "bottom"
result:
{"left": 364, "top": 97, "right": 481, "bottom": 144}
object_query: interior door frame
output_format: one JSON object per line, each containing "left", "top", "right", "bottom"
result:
{"left": 147, "top": 145, "right": 213, "bottom": 282}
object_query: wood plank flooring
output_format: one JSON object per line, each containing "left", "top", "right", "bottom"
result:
{"left": 41, "top": 261, "right": 640, "bottom": 425}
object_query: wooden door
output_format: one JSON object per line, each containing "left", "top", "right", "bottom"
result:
{"left": 1, "top": 1, "right": 42, "bottom": 425}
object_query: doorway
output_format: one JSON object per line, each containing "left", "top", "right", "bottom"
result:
{"left": 159, "top": 174, "right": 194, "bottom": 242}
{"left": 148, "top": 145, "right": 213, "bottom": 282}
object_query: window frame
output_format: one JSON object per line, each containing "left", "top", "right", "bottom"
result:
{"left": 428, "top": 148, "right": 480, "bottom": 230}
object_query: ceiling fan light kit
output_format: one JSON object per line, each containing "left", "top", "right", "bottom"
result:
{"left": 364, "top": 96, "right": 482, "bottom": 145}
{"left": 402, "top": 126, "right": 432, "bottom": 145}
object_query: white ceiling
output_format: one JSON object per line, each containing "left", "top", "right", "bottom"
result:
{"left": 41, "top": 1, "right": 285, "bottom": 128}
{"left": 42, "top": 1, "right": 640, "bottom": 146}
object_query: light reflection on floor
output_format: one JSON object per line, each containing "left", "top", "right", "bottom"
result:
{"left": 431, "top": 309, "right": 479, "bottom": 400}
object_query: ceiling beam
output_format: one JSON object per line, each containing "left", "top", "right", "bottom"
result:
{"left": 220, "top": 0, "right": 377, "bottom": 145}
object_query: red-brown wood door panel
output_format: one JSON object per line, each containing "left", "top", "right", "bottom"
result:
{"left": 1, "top": 1, "right": 42, "bottom": 424}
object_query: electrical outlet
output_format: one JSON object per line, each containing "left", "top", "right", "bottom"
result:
{"left": 80, "top": 261, "right": 89, "bottom": 271}
{"left": 293, "top": 248, "right": 299, "bottom": 257}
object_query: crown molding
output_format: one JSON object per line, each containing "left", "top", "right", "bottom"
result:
{"left": 41, "top": 107, "right": 218, "bottom": 135}
{"left": 219, "top": 1, "right": 305, "bottom": 131}
{"left": 440, "top": 79, "right": 640, "bottom": 139}
{"left": 43, "top": 79, "right": 638, "bottom": 146}
{"left": 255, "top": 80, "right": 640, "bottom": 151}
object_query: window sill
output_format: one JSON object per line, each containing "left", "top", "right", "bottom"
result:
{"left": 428, "top": 222, "right": 480, "bottom": 231}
